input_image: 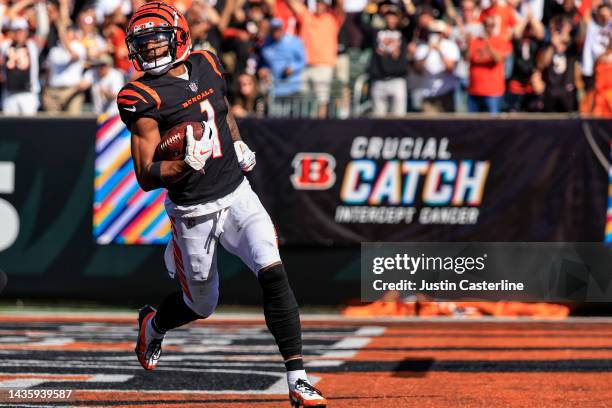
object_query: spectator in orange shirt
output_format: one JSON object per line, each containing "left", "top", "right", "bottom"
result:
{"left": 478, "top": 0, "right": 517, "bottom": 81}
{"left": 478, "top": 0, "right": 518, "bottom": 41}
{"left": 274, "top": 0, "right": 299, "bottom": 36}
{"left": 467, "top": 15, "right": 512, "bottom": 113}
{"left": 287, "top": 0, "right": 344, "bottom": 117}
{"left": 101, "top": 2, "right": 130, "bottom": 74}
{"left": 592, "top": 36, "right": 612, "bottom": 117}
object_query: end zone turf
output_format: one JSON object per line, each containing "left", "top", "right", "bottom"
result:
{"left": 0, "top": 313, "right": 611, "bottom": 407}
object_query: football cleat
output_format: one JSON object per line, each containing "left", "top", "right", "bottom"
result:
{"left": 135, "top": 305, "right": 163, "bottom": 370}
{"left": 289, "top": 379, "right": 327, "bottom": 407}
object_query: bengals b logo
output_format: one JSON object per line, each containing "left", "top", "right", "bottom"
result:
{"left": 290, "top": 153, "right": 336, "bottom": 190}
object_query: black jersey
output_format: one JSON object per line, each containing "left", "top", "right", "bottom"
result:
{"left": 117, "top": 50, "right": 244, "bottom": 206}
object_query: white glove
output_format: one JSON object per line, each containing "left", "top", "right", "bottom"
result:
{"left": 234, "top": 140, "right": 256, "bottom": 172}
{"left": 184, "top": 123, "right": 213, "bottom": 172}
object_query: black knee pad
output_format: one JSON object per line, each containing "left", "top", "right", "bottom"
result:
{"left": 258, "top": 264, "right": 302, "bottom": 360}
{"left": 258, "top": 262, "right": 291, "bottom": 284}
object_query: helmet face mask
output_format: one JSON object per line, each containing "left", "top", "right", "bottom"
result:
{"left": 125, "top": 2, "right": 191, "bottom": 74}
{"left": 128, "top": 28, "right": 178, "bottom": 73}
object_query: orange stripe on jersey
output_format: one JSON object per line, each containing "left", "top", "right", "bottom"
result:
{"left": 132, "top": 81, "right": 161, "bottom": 109}
{"left": 118, "top": 89, "right": 148, "bottom": 104}
{"left": 194, "top": 50, "right": 222, "bottom": 78}
{"left": 117, "top": 98, "right": 139, "bottom": 105}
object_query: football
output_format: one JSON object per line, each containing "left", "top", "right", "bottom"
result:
{"left": 155, "top": 121, "right": 205, "bottom": 161}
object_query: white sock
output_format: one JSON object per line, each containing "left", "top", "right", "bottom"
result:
{"left": 146, "top": 314, "right": 165, "bottom": 340}
{"left": 287, "top": 369, "right": 308, "bottom": 390}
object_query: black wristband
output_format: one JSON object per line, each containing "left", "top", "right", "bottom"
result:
{"left": 150, "top": 162, "right": 163, "bottom": 184}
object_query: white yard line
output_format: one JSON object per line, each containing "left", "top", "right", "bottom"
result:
{"left": 2, "top": 311, "right": 612, "bottom": 323}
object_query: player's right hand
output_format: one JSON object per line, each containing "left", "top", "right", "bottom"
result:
{"left": 184, "top": 123, "right": 213, "bottom": 172}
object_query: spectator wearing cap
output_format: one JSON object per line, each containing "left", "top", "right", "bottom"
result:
{"left": 287, "top": 0, "right": 344, "bottom": 118}
{"left": 80, "top": 54, "right": 125, "bottom": 116}
{"left": 4, "top": 0, "right": 49, "bottom": 49}
{"left": 0, "top": 18, "right": 40, "bottom": 115}
{"left": 361, "top": 1, "right": 410, "bottom": 116}
{"left": 260, "top": 18, "right": 306, "bottom": 100}
{"left": 43, "top": 21, "right": 87, "bottom": 114}
{"left": 466, "top": 15, "right": 512, "bottom": 113}
{"left": 412, "top": 19, "right": 460, "bottom": 113}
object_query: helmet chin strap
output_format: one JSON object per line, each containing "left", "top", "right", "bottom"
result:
{"left": 147, "top": 63, "right": 173, "bottom": 75}
{"left": 145, "top": 47, "right": 190, "bottom": 75}
{"left": 143, "top": 54, "right": 174, "bottom": 75}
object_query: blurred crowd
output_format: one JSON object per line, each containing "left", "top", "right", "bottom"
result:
{"left": 1, "top": 0, "right": 612, "bottom": 117}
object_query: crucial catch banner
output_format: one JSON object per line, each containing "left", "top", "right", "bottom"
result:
{"left": 240, "top": 118, "right": 610, "bottom": 246}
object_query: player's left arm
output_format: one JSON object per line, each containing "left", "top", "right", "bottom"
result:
{"left": 225, "top": 96, "right": 256, "bottom": 172}
{"left": 131, "top": 117, "right": 193, "bottom": 191}
{"left": 225, "top": 97, "right": 243, "bottom": 143}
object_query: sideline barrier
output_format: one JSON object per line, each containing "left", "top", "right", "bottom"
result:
{"left": 242, "top": 118, "right": 611, "bottom": 245}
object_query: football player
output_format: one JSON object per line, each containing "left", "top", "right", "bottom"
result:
{"left": 116, "top": 3, "right": 327, "bottom": 407}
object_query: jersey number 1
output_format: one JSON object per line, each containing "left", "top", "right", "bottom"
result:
{"left": 200, "top": 100, "right": 222, "bottom": 158}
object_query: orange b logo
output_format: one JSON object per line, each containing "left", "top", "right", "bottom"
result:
{"left": 290, "top": 153, "right": 336, "bottom": 190}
